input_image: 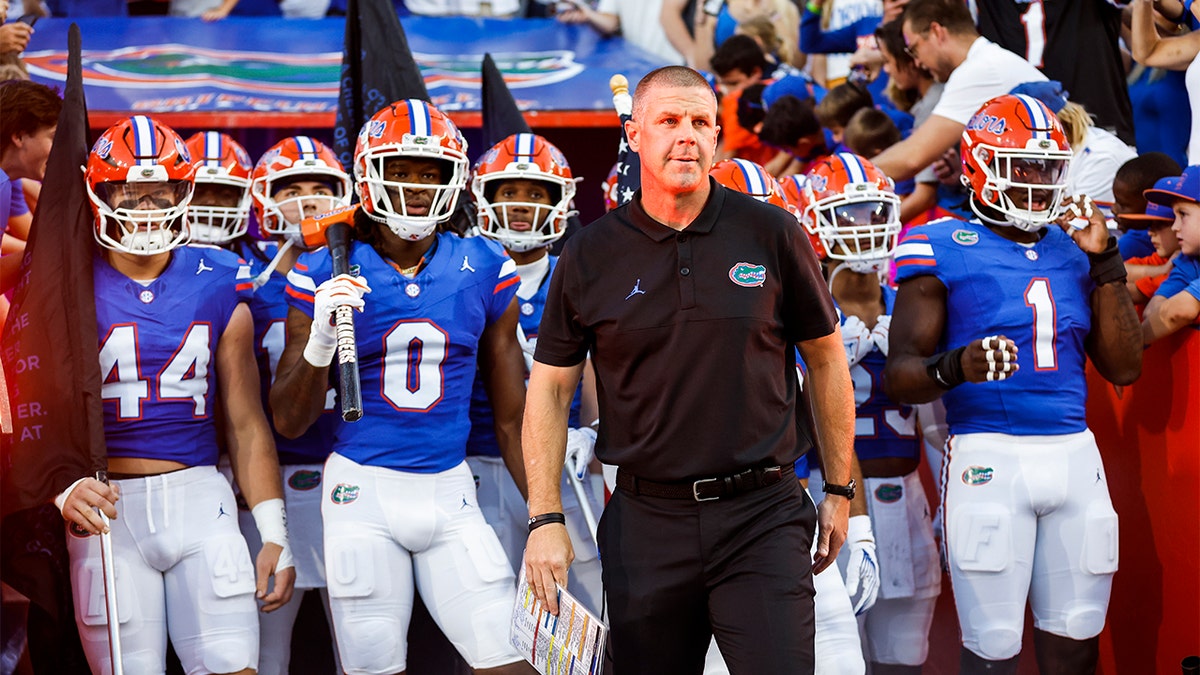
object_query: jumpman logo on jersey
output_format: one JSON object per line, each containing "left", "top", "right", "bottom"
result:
{"left": 217, "top": 502, "right": 229, "bottom": 519}
{"left": 1096, "top": 469, "right": 1103, "bottom": 484}
{"left": 460, "top": 256, "right": 476, "bottom": 273}
{"left": 196, "top": 258, "right": 213, "bottom": 275}
{"left": 625, "top": 279, "right": 646, "bottom": 300}
{"left": 460, "top": 494, "right": 472, "bottom": 510}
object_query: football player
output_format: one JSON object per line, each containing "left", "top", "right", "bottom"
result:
{"left": 183, "top": 131, "right": 254, "bottom": 247}
{"left": 796, "top": 153, "right": 942, "bottom": 675}
{"left": 57, "top": 115, "right": 294, "bottom": 674}
{"left": 240, "top": 135, "right": 352, "bottom": 675}
{"left": 269, "top": 100, "right": 530, "bottom": 674}
{"left": 885, "top": 94, "right": 1141, "bottom": 674}
{"left": 465, "top": 132, "right": 604, "bottom": 614}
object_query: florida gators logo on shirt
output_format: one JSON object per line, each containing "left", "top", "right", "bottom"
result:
{"left": 729, "top": 262, "right": 767, "bottom": 287}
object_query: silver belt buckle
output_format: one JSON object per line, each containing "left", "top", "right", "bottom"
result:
{"left": 692, "top": 477, "right": 721, "bottom": 501}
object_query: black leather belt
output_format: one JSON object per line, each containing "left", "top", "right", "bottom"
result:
{"left": 616, "top": 465, "right": 786, "bottom": 502}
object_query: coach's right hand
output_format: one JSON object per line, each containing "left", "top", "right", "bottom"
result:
{"left": 524, "top": 524, "right": 574, "bottom": 616}
{"left": 56, "top": 478, "right": 121, "bottom": 535}
{"left": 961, "top": 335, "right": 1019, "bottom": 383}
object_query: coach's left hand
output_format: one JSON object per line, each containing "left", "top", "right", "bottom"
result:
{"left": 525, "top": 524, "right": 574, "bottom": 616}
{"left": 256, "top": 542, "right": 297, "bottom": 613}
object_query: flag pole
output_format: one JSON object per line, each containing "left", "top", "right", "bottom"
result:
{"left": 610, "top": 74, "right": 630, "bottom": 116}
{"left": 96, "top": 471, "right": 124, "bottom": 675}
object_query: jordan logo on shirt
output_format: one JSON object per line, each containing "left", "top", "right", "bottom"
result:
{"left": 460, "top": 494, "right": 472, "bottom": 510}
{"left": 217, "top": 502, "right": 229, "bottom": 519}
{"left": 460, "top": 256, "right": 476, "bottom": 273}
{"left": 196, "top": 258, "right": 213, "bottom": 275}
{"left": 625, "top": 279, "right": 646, "bottom": 300}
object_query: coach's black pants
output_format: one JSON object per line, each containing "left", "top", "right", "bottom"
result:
{"left": 599, "top": 476, "right": 817, "bottom": 674}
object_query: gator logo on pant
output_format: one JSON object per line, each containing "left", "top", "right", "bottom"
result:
{"left": 288, "top": 469, "right": 322, "bottom": 491}
{"left": 874, "top": 483, "right": 903, "bottom": 503}
{"left": 961, "top": 466, "right": 994, "bottom": 486}
{"left": 330, "top": 483, "right": 360, "bottom": 505}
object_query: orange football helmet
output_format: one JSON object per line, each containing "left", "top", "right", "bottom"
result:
{"left": 471, "top": 133, "right": 576, "bottom": 252}
{"left": 85, "top": 115, "right": 195, "bottom": 255}
{"left": 710, "top": 158, "right": 788, "bottom": 210}
{"left": 184, "top": 131, "right": 253, "bottom": 244}
{"left": 250, "top": 136, "right": 350, "bottom": 244}
{"left": 354, "top": 99, "right": 469, "bottom": 241}
{"left": 960, "top": 93, "right": 1072, "bottom": 232}
{"left": 602, "top": 162, "right": 621, "bottom": 213}
{"left": 778, "top": 173, "right": 827, "bottom": 259}
{"left": 800, "top": 152, "right": 901, "bottom": 273}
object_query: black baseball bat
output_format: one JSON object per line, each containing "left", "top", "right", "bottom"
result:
{"left": 323, "top": 222, "right": 363, "bottom": 422}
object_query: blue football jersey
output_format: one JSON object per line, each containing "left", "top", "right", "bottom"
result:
{"left": 893, "top": 219, "right": 1094, "bottom": 435}
{"left": 251, "top": 264, "right": 338, "bottom": 465}
{"left": 96, "top": 245, "right": 253, "bottom": 465}
{"left": 467, "top": 255, "right": 581, "bottom": 458}
{"left": 286, "top": 233, "right": 519, "bottom": 472}
{"left": 839, "top": 287, "right": 921, "bottom": 461}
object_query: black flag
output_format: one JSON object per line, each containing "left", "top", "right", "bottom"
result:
{"left": 332, "top": 0, "right": 430, "bottom": 173}
{"left": 480, "top": 53, "right": 531, "bottom": 150}
{"left": 0, "top": 23, "right": 99, "bottom": 669}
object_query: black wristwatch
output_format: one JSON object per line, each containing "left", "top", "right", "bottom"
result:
{"left": 822, "top": 479, "right": 857, "bottom": 500}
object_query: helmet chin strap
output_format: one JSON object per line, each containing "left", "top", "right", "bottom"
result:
{"left": 970, "top": 196, "right": 1047, "bottom": 232}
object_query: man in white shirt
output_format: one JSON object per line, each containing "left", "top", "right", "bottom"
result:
{"left": 871, "top": 0, "right": 1046, "bottom": 182}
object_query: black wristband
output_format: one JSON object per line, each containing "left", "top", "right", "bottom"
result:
{"left": 527, "top": 512, "right": 566, "bottom": 533}
{"left": 1087, "top": 237, "right": 1126, "bottom": 286}
{"left": 923, "top": 345, "right": 967, "bottom": 390}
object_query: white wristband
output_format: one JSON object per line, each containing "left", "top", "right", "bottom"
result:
{"left": 848, "top": 514, "right": 875, "bottom": 544}
{"left": 54, "top": 477, "right": 89, "bottom": 515}
{"left": 302, "top": 320, "right": 337, "bottom": 367}
{"left": 251, "top": 498, "right": 294, "bottom": 571}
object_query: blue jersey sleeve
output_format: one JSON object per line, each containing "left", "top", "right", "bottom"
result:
{"left": 286, "top": 250, "right": 330, "bottom": 319}
{"left": 892, "top": 224, "right": 948, "bottom": 284}
{"left": 1153, "top": 254, "right": 1200, "bottom": 300}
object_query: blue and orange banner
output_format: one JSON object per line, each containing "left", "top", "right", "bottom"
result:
{"left": 24, "top": 17, "right": 661, "bottom": 122}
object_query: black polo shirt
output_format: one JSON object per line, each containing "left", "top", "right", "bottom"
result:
{"left": 535, "top": 180, "right": 836, "bottom": 481}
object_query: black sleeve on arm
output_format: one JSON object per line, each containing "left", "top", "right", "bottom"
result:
{"left": 779, "top": 221, "right": 837, "bottom": 344}
{"left": 533, "top": 241, "right": 592, "bottom": 367}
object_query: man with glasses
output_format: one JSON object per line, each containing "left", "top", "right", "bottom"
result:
{"left": 870, "top": 0, "right": 1046, "bottom": 183}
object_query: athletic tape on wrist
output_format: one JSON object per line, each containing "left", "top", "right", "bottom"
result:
{"left": 54, "top": 477, "right": 89, "bottom": 515}
{"left": 252, "top": 498, "right": 294, "bottom": 572}
{"left": 848, "top": 514, "right": 874, "bottom": 544}
{"left": 302, "top": 319, "right": 337, "bottom": 367}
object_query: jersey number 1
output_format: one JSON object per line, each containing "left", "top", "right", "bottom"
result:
{"left": 1024, "top": 278, "right": 1057, "bottom": 370}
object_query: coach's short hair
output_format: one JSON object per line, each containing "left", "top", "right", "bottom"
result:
{"left": 0, "top": 80, "right": 62, "bottom": 159}
{"left": 902, "top": 0, "right": 976, "bottom": 36}
{"left": 632, "top": 66, "right": 716, "bottom": 120}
